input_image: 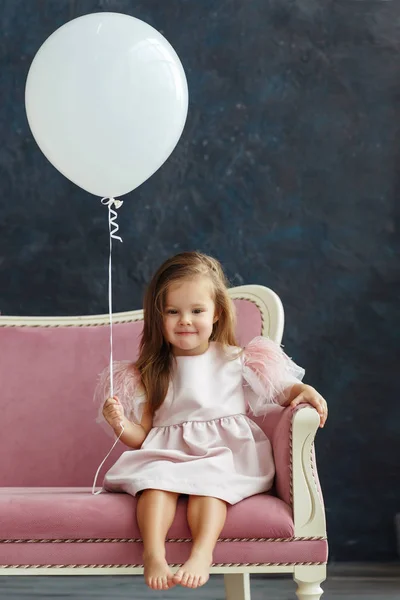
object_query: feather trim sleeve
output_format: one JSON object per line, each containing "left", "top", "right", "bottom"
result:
{"left": 242, "top": 336, "right": 305, "bottom": 415}
{"left": 93, "top": 361, "right": 146, "bottom": 436}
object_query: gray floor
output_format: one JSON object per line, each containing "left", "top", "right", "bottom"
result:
{"left": 0, "top": 571, "right": 399, "bottom": 599}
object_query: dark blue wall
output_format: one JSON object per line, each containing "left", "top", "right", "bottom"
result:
{"left": 0, "top": 0, "right": 399, "bottom": 562}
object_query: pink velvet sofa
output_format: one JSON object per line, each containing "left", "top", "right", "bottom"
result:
{"left": 0, "top": 284, "right": 327, "bottom": 599}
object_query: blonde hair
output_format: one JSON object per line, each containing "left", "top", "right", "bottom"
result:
{"left": 135, "top": 251, "right": 238, "bottom": 414}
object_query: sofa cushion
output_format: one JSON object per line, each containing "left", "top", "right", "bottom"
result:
{"left": 0, "top": 488, "right": 293, "bottom": 541}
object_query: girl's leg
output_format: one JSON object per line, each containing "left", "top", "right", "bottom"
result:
{"left": 173, "top": 495, "right": 227, "bottom": 589}
{"left": 136, "top": 489, "right": 180, "bottom": 590}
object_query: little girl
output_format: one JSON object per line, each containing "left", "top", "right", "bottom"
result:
{"left": 95, "top": 251, "right": 327, "bottom": 591}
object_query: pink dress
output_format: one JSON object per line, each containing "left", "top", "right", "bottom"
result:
{"left": 95, "top": 337, "right": 304, "bottom": 505}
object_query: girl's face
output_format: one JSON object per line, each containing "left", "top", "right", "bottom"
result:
{"left": 163, "top": 276, "right": 218, "bottom": 356}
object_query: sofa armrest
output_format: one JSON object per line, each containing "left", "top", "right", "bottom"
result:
{"left": 292, "top": 406, "right": 326, "bottom": 537}
{"left": 272, "top": 405, "right": 326, "bottom": 538}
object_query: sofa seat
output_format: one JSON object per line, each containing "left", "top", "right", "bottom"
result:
{"left": 0, "top": 488, "right": 327, "bottom": 567}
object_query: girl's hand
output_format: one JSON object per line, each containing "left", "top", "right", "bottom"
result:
{"left": 102, "top": 396, "right": 125, "bottom": 432}
{"left": 290, "top": 384, "right": 328, "bottom": 428}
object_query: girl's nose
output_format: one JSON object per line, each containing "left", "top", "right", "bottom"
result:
{"left": 179, "top": 313, "right": 192, "bottom": 325}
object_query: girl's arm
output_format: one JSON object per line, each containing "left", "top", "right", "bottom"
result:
{"left": 281, "top": 383, "right": 309, "bottom": 405}
{"left": 281, "top": 383, "right": 328, "bottom": 428}
{"left": 111, "top": 402, "right": 153, "bottom": 449}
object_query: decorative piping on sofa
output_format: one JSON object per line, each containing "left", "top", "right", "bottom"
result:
{"left": 289, "top": 411, "right": 294, "bottom": 507}
{"left": 0, "top": 317, "right": 144, "bottom": 328}
{"left": 0, "top": 561, "right": 327, "bottom": 569}
{"left": 0, "top": 536, "right": 327, "bottom": 544}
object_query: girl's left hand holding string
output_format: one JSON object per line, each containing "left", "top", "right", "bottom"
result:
{"left": 290, "top": 384, "right": 328, "bottom": 428}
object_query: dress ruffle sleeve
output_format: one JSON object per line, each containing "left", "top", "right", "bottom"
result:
{"left": 93, "top": 361, "right": 147, "bottom": 437}
{"left": 242, "top": 336, "right": 305, "bottom": 415}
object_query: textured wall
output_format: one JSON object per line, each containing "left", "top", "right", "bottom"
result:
{"left": 0, "top": 0, "right": 399, "bottom": 561}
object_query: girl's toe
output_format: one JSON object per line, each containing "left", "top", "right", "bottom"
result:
{"left": 173, "top": 569, "right": 183, "bottom": 582}
{"left": 146, "top": 577, "right": 154, "bottom": 589}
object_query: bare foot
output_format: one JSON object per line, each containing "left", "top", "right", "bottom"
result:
{"left": 173, "top": 550, "right": 212, "bottom": 588}
{"left": 143, "top": 553, "right": 176, "bottom": 590}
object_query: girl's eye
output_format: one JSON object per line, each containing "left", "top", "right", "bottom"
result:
{"left": 193, "top": 309, "right": 204, "bottom": 314}
{"left": 166, "top": 309, "right": 178, "bottom": 315}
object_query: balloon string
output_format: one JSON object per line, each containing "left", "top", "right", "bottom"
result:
{"left": 91, "top": 197, "right": 124, "bottom": 495}
{"left": 91, "top": 425, "right": 125, "bottom": 495}
{"left": 100, "top": 197, "right": 123, "bottom": 398}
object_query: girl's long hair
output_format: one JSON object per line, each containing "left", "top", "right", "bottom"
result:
{"left": 135, "top": 252, "right": 238, "bottom": 414}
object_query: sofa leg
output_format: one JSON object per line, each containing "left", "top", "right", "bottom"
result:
{"left": 294, "top": 565, "right": 326, "bottom": 600}
{"left": 224, "top": 573, "right": 251, "bottom": 600}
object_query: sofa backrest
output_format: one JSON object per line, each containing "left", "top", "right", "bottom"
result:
{"left": 0, "top": 285, "right": 284, "bottom": 487}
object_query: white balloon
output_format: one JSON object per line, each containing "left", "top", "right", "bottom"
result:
{"left": 25, "top": 12, "right": 188, "bottom": 198}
